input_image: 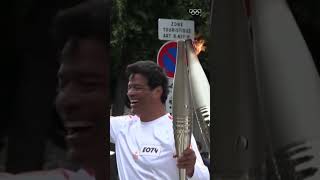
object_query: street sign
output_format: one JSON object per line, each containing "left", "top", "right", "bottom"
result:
{"left": 157, "top": 41, "right": 177, "bottom": 78}
{"left": 157, "top": 41, "right": 178, "bottom": 114}
{"left": 158, "top": 18, "right": 194, "bottom": 41}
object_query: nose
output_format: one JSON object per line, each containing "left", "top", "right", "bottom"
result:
{"left": 55, "top": 90, "right": 80, "bottom": 120}
{"left": 127, "top": 87, "right": 136, "bottom": 99}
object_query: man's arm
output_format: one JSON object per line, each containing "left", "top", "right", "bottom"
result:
{"left": 110, "top": 115, "right": 135, "bottom": 143}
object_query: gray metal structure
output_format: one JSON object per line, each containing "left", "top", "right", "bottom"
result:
{"left": 211, "top": 0, "right": 320, "bottom": 179}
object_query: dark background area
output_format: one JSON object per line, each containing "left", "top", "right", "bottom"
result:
{"left": 288, "top": 0, "right": 320, "bottom": 73}
{"left": 1, "top": 0, "right": 84, "bottom": 173}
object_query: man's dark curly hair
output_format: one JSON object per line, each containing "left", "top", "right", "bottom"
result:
{"left": 52, "top": 0, "right": 110, "bottom": 51}
{"left": 126, "top": 60, "right": 169, "bottom": 104}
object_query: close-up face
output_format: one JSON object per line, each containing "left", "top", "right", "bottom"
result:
{"left": 127, "top": 73, "right": 161, "bottom": 116}
{"left": 55, "top": 38, "right": 108, "bottom": 166}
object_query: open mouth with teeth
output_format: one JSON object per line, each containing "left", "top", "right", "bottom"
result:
{"left": 67, "top": 126, "right": 93, "bottom": 135}
{"left": 65, "top": 122, "right": 94, "bottom": 136}
{"left": 130, "top": 99, "right": 139, "bottom": 107}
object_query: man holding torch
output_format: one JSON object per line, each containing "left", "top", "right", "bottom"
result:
{"left": 110, "top": 60, "right": 209, "bottom": 180}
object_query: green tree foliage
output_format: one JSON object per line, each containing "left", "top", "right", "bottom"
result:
{"left": 111, "top": 0, "right": 211, "bottom": 89}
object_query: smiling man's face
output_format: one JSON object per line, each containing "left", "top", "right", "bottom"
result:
{"left": 127, "top": 73, "right": 163, "bottom": 117}
{"left": 55, "top": 38, "right": 108, "bottom": 166}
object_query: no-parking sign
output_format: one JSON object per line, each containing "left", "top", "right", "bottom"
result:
{"left": 157, "top": 41, "right": 177, "bottom": 78}
{"left": 157, "top": 41, "right": 178, "bottom": 114}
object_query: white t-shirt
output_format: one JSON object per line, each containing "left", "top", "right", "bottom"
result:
{"left": 110, "top": 113, "right": 210, "bottom": 180}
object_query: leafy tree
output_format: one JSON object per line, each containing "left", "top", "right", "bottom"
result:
{"left": 111, "top": 0, "right": 211, "bottom": 113}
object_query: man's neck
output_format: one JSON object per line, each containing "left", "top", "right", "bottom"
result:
{"left": 138, "top": 105, "right": 167, "bottom": 122}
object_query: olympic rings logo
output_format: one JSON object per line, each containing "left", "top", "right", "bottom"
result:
{"left": 189, "top": 9, "right": 201, "bottom": 16}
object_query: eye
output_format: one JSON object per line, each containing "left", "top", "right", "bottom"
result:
{"left": 128, "top": 85, "right": 144, "bottom": 91}
{"left": 134, "top": 86, "right": 144, "bottom": 90}
{"left": 80, "top": 80, "right": 103, "bottom": 92}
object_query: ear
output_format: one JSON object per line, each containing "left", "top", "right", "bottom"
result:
{"left": 152, "top": 86, "right": 163, "bottom": 99}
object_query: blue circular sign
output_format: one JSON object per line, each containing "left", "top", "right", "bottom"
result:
{"left": 157, "top": 41, "right": 177, "bottom": 78}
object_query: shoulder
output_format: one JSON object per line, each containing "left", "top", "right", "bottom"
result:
{"left": 110, "top": 114, "right": 133, "bottom": 121}
{"left": 110, "top": 114, "right": 140, "bottom": 128}
{"left": 154, "top": 114, "right": 174, "bottom": 134}
{"left": 111, "top": 115, "right": 139, "bottom": 124}
{"left": 162, "top": 113, "right": 173, "bottom": 126}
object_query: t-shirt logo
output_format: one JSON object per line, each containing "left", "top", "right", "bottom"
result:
{"left": 132, "top": 151, "right": 139, "bottom": 160}
{"left": 140, "top": 145, "right": 161, "bottom": 156}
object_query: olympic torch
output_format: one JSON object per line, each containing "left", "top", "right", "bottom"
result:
{"left": 172, "top": 40, "right": 193, "bottom": 180}
{"left": 185, "top": 39, "right": 210, "bottom": 150}
{"left": 251, "top": 0, "right": 320, "bottom": 178}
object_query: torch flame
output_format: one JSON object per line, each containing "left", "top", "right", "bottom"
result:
{"left": 193, "top": 36, "right": 206, "bottom": 56}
